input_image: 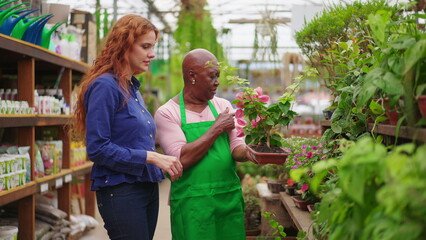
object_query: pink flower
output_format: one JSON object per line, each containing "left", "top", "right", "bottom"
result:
{"left": 251, "top": 119, "right": 258, "bottom": 128}
{"left": 306, "top": 151, "right": 313, "bottom": 158}
{"left": 236, "top": 92, "right": 244, "bottom": 100}
{"left": 258, "top": 94, "right": 270, "bottom": 103}
{"left": 236, "top": 101, "right": 244, "bottom": 109}
{"left": 301, "top": 145, "right": 307, "bottom": 149}
{"left": 235, "top": 109, "right": 244, "bottom": 119}
{"left": 301, "top": 184, "right": 309, "bottom": 192}
{"left": 254, "top": 87, "right": 263, "bottom": 96}
{"left": 237, "top": 118, "right": 247, "bottom": 126}
{"left": 312, "top": 146, "right": 318, "bottom": 150}
{"left": 292, "top": 165, "right": 299, "bottom": 169}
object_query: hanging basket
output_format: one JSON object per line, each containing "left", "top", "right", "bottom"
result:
{"left": 247, "top": 145, "right": 288, "bottom": 165}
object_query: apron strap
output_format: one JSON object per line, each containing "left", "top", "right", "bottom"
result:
{"left": 179, "top": 91, "right": 218, "bottom": 126}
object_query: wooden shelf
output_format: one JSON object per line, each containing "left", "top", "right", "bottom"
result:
{"left": 320, "top": 120, "right": 426, "bottom": 142}
{"left": 0, "top": 115, "right": 71, "bottom": 127}
{"left": 280, "top": 192, "right": 314, "bottom": 240}
{"left": 0, "top": 34, "right": 89, "bottom": 73}
{"left": 368, "top": 123, "right": 426, "bottom": 142}
{"left": 0, "top": 182, "right": 37, "bottom": 206}
{"left": 320, "top": 120, "right": 331, "bottom": 127}
{"left": 0, "top": 33, "right": 93, "bottom": 240}
{"left": 72, "top": 161, "right": 93, "bottom": 175}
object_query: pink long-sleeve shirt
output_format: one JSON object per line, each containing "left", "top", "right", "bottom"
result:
{"left": 154, "top": 96, "right": 245, "bottom": 159}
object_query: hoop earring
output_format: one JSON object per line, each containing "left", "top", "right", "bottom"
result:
{"left": 192, "top": 79, "right": 195, "bottom": 85}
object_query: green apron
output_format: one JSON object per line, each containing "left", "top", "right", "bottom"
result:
{"left": 170, "top": 92, "right": 245, "bottom": 240}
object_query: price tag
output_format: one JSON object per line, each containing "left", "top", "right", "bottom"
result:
{"left": 56, "top": 178, "right": 63, "bottom": 188}
{"left": 64, "top": 174, "right": 72, "bottom": 183}
{"left": 40, "top": 183, "right": 48, "bottom": 193}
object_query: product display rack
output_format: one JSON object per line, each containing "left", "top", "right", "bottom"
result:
{"left": 0, "top": 34, "right": 94, "bottom": 240}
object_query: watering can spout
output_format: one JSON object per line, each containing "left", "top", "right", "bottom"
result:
{"left": 41, "top": 21, "right": 66, "bottom": 49}
{"left": 0, "top": 7, "right": 36, "bottom": 36}
{"left": 0, "top": 1, "right": 28, "bottom": 25}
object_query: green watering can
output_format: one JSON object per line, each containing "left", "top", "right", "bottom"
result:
{"left": 0, "top": 8, "right": 36, "bottom": 35}
{"left": 10, "top": 13, "right": 50, "bottom": 40}
{"left": 0, "top": 0, "right": 22, "bottom": 23}
{"left": 41, "top": 21, "right": 66, "bottom": 49}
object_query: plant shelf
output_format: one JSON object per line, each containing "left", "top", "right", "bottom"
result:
{"left": 280, "top": 192, "right": 314, "bottom": 240}
{"left": 320, "top": 120, "right": 426, "bottom": 142}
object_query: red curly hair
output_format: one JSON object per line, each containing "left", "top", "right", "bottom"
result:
{"left": 72, "top": 14, "right": 159, "bottom": 140}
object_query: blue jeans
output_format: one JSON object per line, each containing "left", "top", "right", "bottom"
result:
{"left": 96, "top": 182, "right": 159, "bottom": 240}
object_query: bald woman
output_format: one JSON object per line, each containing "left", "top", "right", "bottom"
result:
{"left": 154, "top": 48, "right": 247, "bottom": 240}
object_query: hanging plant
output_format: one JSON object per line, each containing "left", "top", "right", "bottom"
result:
{"left": 169, "top": 0, "right": 228, "bottom": 98}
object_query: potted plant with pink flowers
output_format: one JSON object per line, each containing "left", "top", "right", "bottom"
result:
{"left": 224, "top": 65, "right": 299, "bottom": 165}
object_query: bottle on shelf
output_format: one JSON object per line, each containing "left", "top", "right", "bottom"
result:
{"left": 34, "top": 90, "right": 39, "bottom": 114}
{"left": 4, "top": 88, "right": 11, "bottom": 100}
{"left": 11, "top": 89, "right": 18, "bottom": 101}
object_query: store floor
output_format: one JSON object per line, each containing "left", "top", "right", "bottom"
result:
{"left": 79, "top": 180, "right": 172, "bottom": 240}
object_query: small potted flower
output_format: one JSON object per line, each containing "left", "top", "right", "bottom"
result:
{"left": 224, "top": 65, "right": 299, "bottom": 165}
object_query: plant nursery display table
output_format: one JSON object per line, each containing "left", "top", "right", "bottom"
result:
{"left": 279, "top": 192, "right": 314, "bottom": 240}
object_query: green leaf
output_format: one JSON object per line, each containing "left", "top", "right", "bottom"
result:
{"left": 375, "top": 115, "right": 388, "bottom": 124}
{"left": 278, "top": 102, "right": 290, "bottom": 114}
{"left": 290, "top": 168, "right": 307, "bottom": 182}
{"left": 375, "top": 72, "right": 404, "bottom": 95}
{"left": 416, "top": 83, "right": 426, "bottom": 96}
{"left": 404, "top": 39, "right": 426, "bottom": 74}
{"left": 368, "top": 10, "right": 391, "bottom": 47}
{"left": 369, "top": 100, "right": 384, "bottom": 115}
{"left": 312, "top": 159, "right": 338, "bottom": 173}
{"left": 390, "top": 36, "right": 416, "bottom": 50}
{"left": 310, "top": 170, "right": 329, "bottom": 194}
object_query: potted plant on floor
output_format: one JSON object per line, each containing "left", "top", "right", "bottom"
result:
{"left": 222, "top": 64, "right": 299, "bottom": 165}
{"left": 241, "top": 174, "right": 262, "bottom": 236}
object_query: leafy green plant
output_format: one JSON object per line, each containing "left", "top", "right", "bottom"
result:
{"left": 292, "top": 137, "right": 426, "bottom": 240}
{"left": 357, "top": 8, "right": 426, "bottom": 127}
{"left": 261, "top": 212, "right": 287, "bottom": 240}
{"left": 296, "top": 0, "right": 399, "bottom": 92}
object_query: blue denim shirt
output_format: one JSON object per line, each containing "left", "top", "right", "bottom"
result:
{"left": 84, "top": 74, "right": 164, "bottom": 190}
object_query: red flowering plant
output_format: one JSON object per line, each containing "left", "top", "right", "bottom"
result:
{"left": 225, "top": 70, "right": 299, "bottom": 151}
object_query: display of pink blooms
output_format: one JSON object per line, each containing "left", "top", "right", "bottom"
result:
{"left": 234, "top": 87, "right": 271, "bottom": 137}
{"left": 229, "top": 69, "right": 297, "bottom": 148}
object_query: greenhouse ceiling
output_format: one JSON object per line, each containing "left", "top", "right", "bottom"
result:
{"left": 50, "top": 0, "right": 407, "bottom": 62}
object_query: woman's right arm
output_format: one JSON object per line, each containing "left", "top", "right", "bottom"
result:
{"left": 85, "top": 77, "right": 181, "bottom": 180}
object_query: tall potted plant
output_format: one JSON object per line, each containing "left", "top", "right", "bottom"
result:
{"left": 222, "top": 64, "right": 299, "bottom": 165}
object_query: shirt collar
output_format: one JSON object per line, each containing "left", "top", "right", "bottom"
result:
{"left": 130, "top": 76, "right": 141, "bottom": 89}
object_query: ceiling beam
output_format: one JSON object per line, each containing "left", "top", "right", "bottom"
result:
{"left": 141, "top": 0, "right": 172, "bottom": 32}
{"left": 229, "top": 17, "right": 290, "bottom": 24}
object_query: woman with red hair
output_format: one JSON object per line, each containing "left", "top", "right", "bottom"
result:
{"left": 72, "top": 14, "right": 183, "bottom": 240}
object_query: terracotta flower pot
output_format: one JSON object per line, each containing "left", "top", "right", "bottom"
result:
{"left": 418, "top": 95, "right": 426, "bottom": 120}
{"left": 291, "top": 195, "right": 312, "bottom": 211}
{"left": 247, "top": 145, "right": 288, "bottom": 165}
{"left": 383, "top": 98, "right": 399, "bottom": 125}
